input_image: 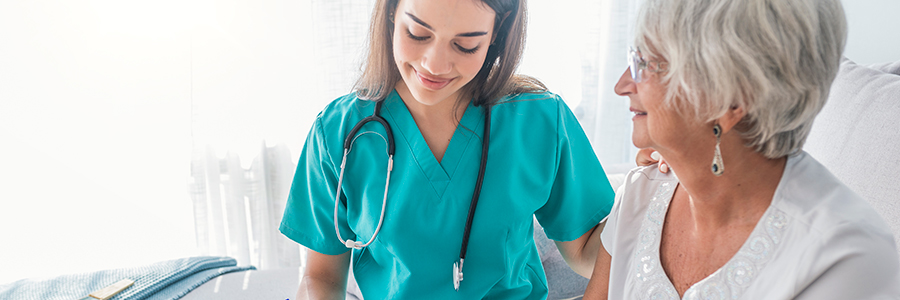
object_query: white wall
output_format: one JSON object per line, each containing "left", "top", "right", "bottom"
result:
{"left": 1, "top": 0, "right": 897, "bottom": 287}
{"left": 841, "top": 0, "right": 900, "bottom": 65}
{"left": 0, "top": 0, "right": 324, "bottom": 286}
{"left": 0, "top": 1, "right": 197, "bottom": 284}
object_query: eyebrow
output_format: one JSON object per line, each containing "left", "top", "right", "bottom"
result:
{"left": 405, "top": 12, "right": 489, "bottom": 37}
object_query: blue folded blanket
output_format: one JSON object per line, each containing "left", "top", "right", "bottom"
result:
{"left": 0, "top": 256, "right": 255, "bottom": 300}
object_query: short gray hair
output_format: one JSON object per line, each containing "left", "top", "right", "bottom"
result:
{"left": 634, "top": 0, "right": 847, "bottom": 158}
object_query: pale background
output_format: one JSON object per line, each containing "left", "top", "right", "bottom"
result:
{"left": 1, "top": 0, "right": 897, "bottom": 285}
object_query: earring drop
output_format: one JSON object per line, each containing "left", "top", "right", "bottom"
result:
{"left": 711, "top": 124, "right": 724, "bottom": 176}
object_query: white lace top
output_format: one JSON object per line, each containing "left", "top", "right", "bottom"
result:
{"left": 600, "top": 151, "right": 900, "bottom": 299}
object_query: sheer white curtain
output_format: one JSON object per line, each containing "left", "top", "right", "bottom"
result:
{"left": 188, "top": 0, "right": 641, "bottom": 270}
{"left": 188, "top": 0, "right": 375, "bottom": 270}
{"left": 522, "top": 0, "right": 642, "bottom": 174}
{"left": 2, "top": 0, "right": 196, "bottom": 284}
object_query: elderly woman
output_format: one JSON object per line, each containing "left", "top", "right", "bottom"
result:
{"left": 585, "top": 0, "right": 900, "bottom": 299}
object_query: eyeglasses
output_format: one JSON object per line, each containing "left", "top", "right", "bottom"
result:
{"left": 628, "top": 47, "right": 668, "bottom": 83}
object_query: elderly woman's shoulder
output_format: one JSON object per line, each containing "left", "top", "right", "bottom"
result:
{"left": 625, "top": 164, "right": 678, "bottom": 184}
{"left": 776, "top": 152, "right": 896, "bottom": 251}
{"left": 615, "top": 165, "right": 679, "bottom": 205}
{"left": 771, "top": 153, "right": 900, "bottom": 296}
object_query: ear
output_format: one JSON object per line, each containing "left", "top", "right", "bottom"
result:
{"left": 716, "top": 105, "right": 746, "bottom": 134}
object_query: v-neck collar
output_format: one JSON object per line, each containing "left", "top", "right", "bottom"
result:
{"left": 380, "top": 90, "right": 485, "bottom": 199}
{"left": 632, "top": 174, "right": 792, "bottom": 299}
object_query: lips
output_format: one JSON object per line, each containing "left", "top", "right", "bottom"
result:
{"left": 630, "top": 107, "right": 647, "bottom": 120}
{"left": 416, "top": 70, "right": 453, "bottom": 90}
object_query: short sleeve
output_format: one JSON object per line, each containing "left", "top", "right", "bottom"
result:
{"left": 279, "top": 116, "right": 356, "bottom": 255}
{"left": 534, "top": 98, "right": 616, "bottom": 242}
{"left": 600, "top": 181, "right": 627, "bottom": 256}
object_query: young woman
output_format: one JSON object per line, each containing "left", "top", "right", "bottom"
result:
{"left": 279, "top": 0, "right": 615, "bottom": 299}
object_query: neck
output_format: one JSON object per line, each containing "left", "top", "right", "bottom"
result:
{"left": 395, "top": 81, "right": 469, "bottom": 123}
{"left": 663, "top": 140, "right": 787, "bottom": 229}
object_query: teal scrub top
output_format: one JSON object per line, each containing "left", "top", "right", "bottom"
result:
{"left": 280, "top": 90, "right": 614, "bottom": 299}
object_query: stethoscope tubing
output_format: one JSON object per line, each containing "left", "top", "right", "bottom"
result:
{"left": 333, "top": 99, "right": 491, "bottom": 291}
{"left": 459, "top": 105, "right": 490, "bottom": 261}
{"left": 344, "top": 101, "right": 394, "bottom": 155}
{"left": 334, "top": 101, "right": 394, "bottom": 249}
{"left": 334, "top": 149, "right": 393, "bottom": 249}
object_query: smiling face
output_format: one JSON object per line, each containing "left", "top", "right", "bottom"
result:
{"left": 392, "top": 0, "right": 496, "bottom": 107}
{"left": 615, "top": 64, "right": 705, "bottom": 153}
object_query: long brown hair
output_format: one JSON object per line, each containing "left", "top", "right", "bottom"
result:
{"left": 354, "top": 0, "right": 545, "bottom": 106}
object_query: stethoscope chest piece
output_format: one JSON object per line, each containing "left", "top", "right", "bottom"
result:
{"left": 453, "top": 259, "right": 464, "bottom": 291}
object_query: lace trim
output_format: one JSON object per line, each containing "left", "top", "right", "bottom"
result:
{"left": 630, "top": 181, "right": 790, "bottom": 300}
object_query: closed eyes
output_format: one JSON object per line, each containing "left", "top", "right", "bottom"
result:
{"left": 406, "top": 29, "right": 480, "bottom": 54}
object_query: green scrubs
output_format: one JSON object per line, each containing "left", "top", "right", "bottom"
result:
{"left": 280, "top": 90, "right": 614, "bottom": 299}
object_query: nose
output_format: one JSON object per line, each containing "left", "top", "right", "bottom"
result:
{"left": 614, "top": 67, "right": 636, "bottom": 96}
{"left": 421, "top": 44, "right": 452, "bottom": 76}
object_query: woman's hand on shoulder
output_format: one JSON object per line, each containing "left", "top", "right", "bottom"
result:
{"left": 635, "top": 148, "right": 669, "bottom": 174}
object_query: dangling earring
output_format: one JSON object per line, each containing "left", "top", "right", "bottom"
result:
{"left": 711, "top": 124, "right": 724, "bottom": 176}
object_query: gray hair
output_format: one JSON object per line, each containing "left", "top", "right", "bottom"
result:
{"left": 634, "top": 0, "right": 847, "bottom": 158}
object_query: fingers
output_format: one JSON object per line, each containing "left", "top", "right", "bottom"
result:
{"left": 657, "top": 153, "right": 669, "bottom": 174}
{"left": 635, "top": 148, "right": 658, "bottom": 166}
{"left": 635, "top": 148, "right": 670, "bottom": 174}
{"left": 649, "top": 151, "right": 669, "bottom": 173}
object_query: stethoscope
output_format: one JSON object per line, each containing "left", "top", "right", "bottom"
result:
{"left": 333, "top": 99, "right": 491, "bottom": 291}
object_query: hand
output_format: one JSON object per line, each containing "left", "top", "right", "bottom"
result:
{"left": 635, "top": 148, "right": 669, "bottom": 173}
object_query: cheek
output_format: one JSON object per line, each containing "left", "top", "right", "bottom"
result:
{"left": 392, "top": 34, "right": 417, "bottom": 64}
{"left": 647, "top": 109, "right": 675, "bottom": 133}
{"left": 648, "top": 109, "right": 703, "bottom": 150}
{"left": 458, "top": 52, "right": 488, "bottom": 77}
{"left": 638, "top": 89, "right": 671, "bottom": 134}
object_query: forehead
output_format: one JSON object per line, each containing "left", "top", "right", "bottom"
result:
{"left": 396, "top": 0, "right": 496, "bottom": 32}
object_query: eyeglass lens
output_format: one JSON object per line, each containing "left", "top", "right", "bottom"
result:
{"left": 628, "top": 48, "right": 642, "bottom": 83}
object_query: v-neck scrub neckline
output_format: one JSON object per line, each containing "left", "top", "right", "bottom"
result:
{"left": 380, "top": 91, "right": 485, "bottom": 199}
